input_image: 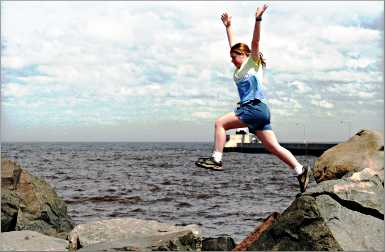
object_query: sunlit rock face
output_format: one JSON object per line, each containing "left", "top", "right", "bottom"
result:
{"left": 314, "top": 129, "right": 384, "bottom": 183}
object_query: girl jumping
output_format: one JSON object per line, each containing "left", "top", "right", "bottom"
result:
{"left": 195, "top": 5, "right": 310, "bottom": 193}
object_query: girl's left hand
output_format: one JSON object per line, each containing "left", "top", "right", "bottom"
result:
{"left": 255, "top": 4, "right": 268, "bottom": 18}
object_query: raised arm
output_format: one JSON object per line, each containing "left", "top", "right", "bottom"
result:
{"left": 251, "top": 4, "right": 268, "bottom": 61}
{"left": 221, "top": 12, "right": 234, "bottom": 48}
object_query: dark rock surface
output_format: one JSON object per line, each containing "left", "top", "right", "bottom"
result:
{"left": 1, "top": 189, "right": 20, "bottom": 232}
{"left": 233, "top": 212, "right": 279, "bottom": 251}
{"left": 247, "top": 195, "right": 343, "bottom": 251}
{"left": 1, "top": 159, "right": 74, "bottom": 239}
{"left": 202, "top": 236, "right": 235, "bottom": 251}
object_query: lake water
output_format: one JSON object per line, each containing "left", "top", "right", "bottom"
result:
{"left": 1, "top": 142, "right": 317, "bottom": 242}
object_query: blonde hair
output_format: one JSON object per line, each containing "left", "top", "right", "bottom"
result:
{"left": 230, "top": 43, "right": 266, "bottom": 68}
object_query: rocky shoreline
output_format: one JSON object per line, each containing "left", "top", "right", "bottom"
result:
{"left": 1, "top": 129, "right": 383, "bottom": 251}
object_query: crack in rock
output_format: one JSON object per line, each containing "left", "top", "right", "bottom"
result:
{"left": 310, "top": 191, "right": 384, "bottom": 220}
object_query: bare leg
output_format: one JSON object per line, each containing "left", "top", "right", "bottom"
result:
{"left": 255, "top": 130, "right": 301, "bottom": 170}
{"left": 214, "top": 112, "right": 248, "bottom": 152}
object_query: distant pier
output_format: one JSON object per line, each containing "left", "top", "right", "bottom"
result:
{"left": 224, "top": 142, "right": 339, "bottom": 156}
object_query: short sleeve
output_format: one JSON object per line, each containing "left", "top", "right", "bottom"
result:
{"left": 248, "top": 56, "right": 261, "bottom": 71}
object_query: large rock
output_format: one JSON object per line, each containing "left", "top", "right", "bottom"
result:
{"left": 68, "top": 218, "right": 202, "bottom": 251}
{"left": 1, "top": 159, "right": 74, "bottom": 239}
{"left": 311, "top": 168, "right": 384, "bottom": 217}
{"left": 77, "top": 230, "right": 199, "bottom": 251}
{"left": 247, "top": 168, "right": 384, "bottom": 251}
{"left": 0, "top": 230, "right": 68, "bottom": 251}
{"left": 314, "top": 129, "right": 384, "bottom": 183}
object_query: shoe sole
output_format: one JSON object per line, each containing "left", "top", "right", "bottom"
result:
{"left": 195, "top": 161, "right": 223, "bottom": 171}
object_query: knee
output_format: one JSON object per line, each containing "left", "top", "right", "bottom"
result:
{"left": 215, "top": 118, "right": 224, "bottom": 129}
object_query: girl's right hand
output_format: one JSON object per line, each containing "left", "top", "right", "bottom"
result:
{"left": 221, "top": 12, "right": 232, "bottom": 27}
{"left": 255, "top": 4, "right": 268, "bottom": 18}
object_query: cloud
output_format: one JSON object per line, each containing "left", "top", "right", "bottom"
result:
{"left": 321, "top": 25, "right": 381, "bottom": 45}
{"left": 288, "top": 80, "right": 310, "bottom": 94}
{"left": 1, "top": 1, "right": 383, "bottom": 141}
{"left": 192, "top": 112, "right": 213, "bottom": 119}
{"left": 269, "top": 97, "right": 302, "bottom": 113}
{"left": 318, "top": 100, "right": 334, "bottom": 109}
{"left": 2, "top": 83, "right": 31, "bottom": 97}
{"left": 326, "top": 82, "right": 379, "bottom": 99}
{"left": 346, "top": 57, "right": 377, "bottom": 69}
{"left": 310, "top": 94, "right": 334, "bottom": 109}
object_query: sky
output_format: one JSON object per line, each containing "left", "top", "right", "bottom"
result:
{"left": 1, "top": 1, "right": 384, "bottom": 142}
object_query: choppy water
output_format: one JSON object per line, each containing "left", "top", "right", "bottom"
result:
{"left": 1, "top": 142, "right": 317, "bottom": 242}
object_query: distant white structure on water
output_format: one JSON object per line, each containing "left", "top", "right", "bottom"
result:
{"left": 224, "top": 129, "right": 260, "bottom": 148}
{"left": 224, "top": 128, "right": 340, "bottom": 156}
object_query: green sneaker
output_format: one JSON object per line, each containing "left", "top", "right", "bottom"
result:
{"left": 195, "top": 157, "right": 223, "bottom": 171}
{"left": 297, "top": 166, "right": 310, "bottom": 193}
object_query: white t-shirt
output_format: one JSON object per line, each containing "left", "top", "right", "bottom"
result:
{"left": 233, "top": 56, "right": 267, "bottom": 104}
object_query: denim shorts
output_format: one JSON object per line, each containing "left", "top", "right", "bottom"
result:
{"left": 235, "top": 99, "right": 272, "bottom": 132}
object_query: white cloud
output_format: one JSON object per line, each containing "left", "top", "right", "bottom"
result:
{"left": 321, "top": 25, "right": 381, "bottom": 45}
{"left": 326, "top": 82, "right": 378, "bottom": 99}
{"left": 192, "top": 111, "right": 212, "bottom": 119}
{"left": 271, "top": 108, "right": 294, "bottom": 118}
{"left": 268, "top": 97, "right": 303, "bottom": 117}
{"left": 1, "top": 1, "right": 383, "bottom": 141}
{"left": 312, "top": 70, "right": 382, "bottom": 83}
{"left": 309, "top": 94, "right": 321, "bottom": 99}
{"left": 288, "top": 81, "right": 310, "bottom": 93}
{"left": 2, "top": 83, "right": 31, "bottom": 97}
{"left": 311, "top": 99, "right": 334, "bottom": 109}
{"left": 269, "top": 98, "right": 285, "bottom": 107}
{"left": 346, "top": 58, "right": 376, "bottom": 69}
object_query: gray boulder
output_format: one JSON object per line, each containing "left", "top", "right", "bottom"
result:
{"left": 68, "top": 218, "right": 202, "bottom": 251}
{"left": 1, "top": 159, "right": 74, "bottom": 239}
{"left": 314, "top": 129, "right": 384, "bottom": 183}
{"left": 0, "top": 230, "right": 68, "bottom": 251}
{"left": 247, "top": 169, "right": 384, "bottom": 251}
{"left": 309, "top": 168, "right": 383, "bottom": 217}
{"left": 77, "top": 230, "right": 199, "bottom": 251}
